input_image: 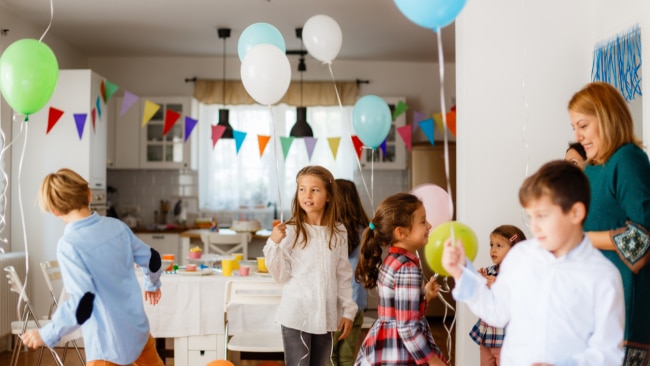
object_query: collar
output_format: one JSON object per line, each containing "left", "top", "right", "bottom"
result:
{"left": 389, "top": 246, "right": 420, "bottom": 265}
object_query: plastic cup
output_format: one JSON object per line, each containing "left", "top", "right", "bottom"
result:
{"left": 257, "top": 257, "right": 267, "bottom": 273}
{"left": 162, "top": 254, "right": 175, "bottom": 271}
{"left": 239, "top": 265, "right": 250, "bottom": 277}
{"left": 222, "top": 257, "right": 236, "bottom": 277}
{"left": 232, "top": 253, "right": 243, "bottom": 270}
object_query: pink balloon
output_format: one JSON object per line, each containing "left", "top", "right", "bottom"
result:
{"left": 411, "top": 184, "right": 453, "bottom": 228}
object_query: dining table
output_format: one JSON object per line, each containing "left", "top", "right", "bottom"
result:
{"left": 179, "top": 228, "right": 272, "bottom": 265}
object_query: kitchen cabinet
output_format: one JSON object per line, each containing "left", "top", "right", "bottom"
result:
{"left": 360, "top": 96, "right": 407, "bottom": 170}
{"left": 136, "top": 233, "right": 180, "bottom": 260}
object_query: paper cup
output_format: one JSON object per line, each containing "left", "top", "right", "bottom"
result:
{"left": 239, "top": 265, "right": 250, "bottom": 276}
{"left": 222, "top": 257, "right": 236, "bottom": 277}
{"left": 257, "top": 257, "right": 267, "bottom": 273}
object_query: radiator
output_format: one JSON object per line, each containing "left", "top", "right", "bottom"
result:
{"left": 0, "top": 252, "right": 27, "bottom": 338}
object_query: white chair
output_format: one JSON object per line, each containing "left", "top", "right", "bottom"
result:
{"left": 5, "top": 265, "right": 50, "bottom": 366}
{"left": 201, "top": 232, "right": 250, "bottom": 259}
{"left": 223, "top": 280, "right": 284, "bottom": 361}
{"left": 40, "top": 260, "right": 86, "bottom": 365}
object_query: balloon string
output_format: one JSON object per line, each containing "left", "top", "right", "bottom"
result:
{"left": 38, "top": 0, "right": 54, "bottom": 42}
{"left": 326, "top": 62, "right": 374, "bottom": 213}
{"left": 268, "top": 105, "right": 283, "bottom": 222}
{"left": 0, "top": 114, "right": 28, "bottom": 250}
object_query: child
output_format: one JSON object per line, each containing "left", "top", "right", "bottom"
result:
{"left": 264, "top": 166, "right": 357, "bottom": 366}
{"left": 355, "top": 193, "right": 447, "bottom": 366}
{"left": 331, "top": 179, "right": 370, "bottom": 366}
{"left": 470, "top": 225, "right": 526, "bottom": 366}
{"left": 564, "top": 142, "right": 587, "bottom": 170}
{"left": 21, "top": 168, "right": 164, "bottom": 366}
{"left": 442, "top": 160, "right": 625, "bottom": 365}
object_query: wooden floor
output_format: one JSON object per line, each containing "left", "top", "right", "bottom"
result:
{"left": 0, "top": 317, "right": 456, "bottom": 366}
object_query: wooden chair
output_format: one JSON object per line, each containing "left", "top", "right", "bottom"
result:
{"left": 201, "top": 232, "right": 250, "bottom": 259}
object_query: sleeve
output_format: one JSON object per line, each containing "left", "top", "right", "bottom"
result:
{"left": 39, "top": 242, "right": 92, "bottom": 347}
{"left": 335, "top": 228, "right": 357, "bottom": 320}
{"left": 394, "top": 264, "right": 437, "bottom": 364}
{"left": 130, "top": 230, "right": 162, "bottom": 291}
{"left": 263, "top": 226, "right": 295, "bottom": 283}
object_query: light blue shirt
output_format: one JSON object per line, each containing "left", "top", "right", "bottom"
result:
{"left": 39, "top": 213, "right": 161, "bottom": 364}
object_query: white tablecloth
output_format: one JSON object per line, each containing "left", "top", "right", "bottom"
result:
{"left": 136, "top": 271, "right": 278, "bottom": 338}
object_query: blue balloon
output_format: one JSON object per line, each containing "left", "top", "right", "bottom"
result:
{"left": 352, "top": 95, "right": 392, "bottom": 149}
{"left": 238, "top": 23, "right": 286, "bottom": 62}
{"left": 394, "top": 0, "right": 467, "bottom": 30}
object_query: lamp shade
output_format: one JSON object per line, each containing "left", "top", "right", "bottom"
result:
{"left": 290, "top": 107, "right": 313, "bottom": 137}
{"left": 217, "top": 109, "right": 234, "bottom": 138}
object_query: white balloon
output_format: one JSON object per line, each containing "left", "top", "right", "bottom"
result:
{"left": 240, "top": 44, "right": 292, "bottom": 105}
{"left": 303, "top": 15, "right": 342, "bottom": 63}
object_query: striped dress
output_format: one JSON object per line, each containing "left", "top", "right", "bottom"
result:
{"left": 469, "top": 265, "right": 505, "bottom": 348}
{"left": 355, "top": 247, "right": 446, "bottom": 365}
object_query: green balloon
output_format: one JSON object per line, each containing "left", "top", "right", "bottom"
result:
{"left": 0, "top": 39, "right": 59, "bottom": 116}
{"left": 424, "top": 221, "right": 478, "bottom": 276}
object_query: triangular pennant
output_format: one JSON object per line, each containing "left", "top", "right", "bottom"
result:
{"left": 379, "top": 139, "right": 387, "bottom": 157}
{"left": 392, "top": 100, "right": 408, "bottom": 121}
{"left": 100, "top": 80, "right": 106, "bottom": 103}
{"left": 73, "top": 113, "right": 87, "bottom": 140}
{"left": 432, "top": 113, "right": 444, "bottom": 132}
{"left": 121, "top": 91, "right": 139, "bottom": 116}
{"left": 91, "top": 108, "right": 97, "bottom": 132}
{"left": 103, "top": 80, "right": 119, "bottom": 103}
{"left": 280, "top": 136, "right": 295, "bottom": 160}
{"left": 446, "top": 110, "right": 457, "bottom": 137}
{"left": 304, "top": 137, "right": 317, "bottom": 161}
{"left": 397, "top": 125, "right": 413, "bottom": 151}
{"left": 350, "top": 135, "right": 363, "bottom": 160}
{"left": 142, "top": 100, "right": 161, "bottom": 127}
{"left": 413, "top": 111, "right": 425, "bottom": 133}
{"left": 184, "top": 116, "right": 198, "bottom": 142}
{"left": 163, "top": 109, "right": 181, "bottom": 136}
{"left": 419, "top": 118, "right": 435, "bottom": 145}
{"left": 234, "top": 130, "right": 247, "bottom": 154}
{"left": 46, "top": 107, "right": 64, "bottom": 134}
{"left": 211, "top": 124, "right": 226, "bottom": 148}
{"left": 328, "top": 137, "right": 342, "bottom": 159}
{"left": 258, "top": 135, "right": 271, "bottom": 157}
{"left": 95, "top": 96, "right": 102, "bottom": 119}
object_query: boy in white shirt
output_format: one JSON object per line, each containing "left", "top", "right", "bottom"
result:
{"left": 442, "top": 160, "right": 625, "bottom": 366}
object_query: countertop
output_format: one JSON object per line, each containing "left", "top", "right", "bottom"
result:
{"left": 131, "top": 226, "right": 271, "bottom": 239}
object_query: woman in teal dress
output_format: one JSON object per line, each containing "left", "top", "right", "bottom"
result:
{"left": 569, "top": 82, "right": 650, "bottom": 365}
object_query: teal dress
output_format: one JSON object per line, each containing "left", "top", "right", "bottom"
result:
{"left": 584, "top": 143, "right": 650, "bottom": 364}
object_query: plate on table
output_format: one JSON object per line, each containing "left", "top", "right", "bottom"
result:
{"left": 253, "top": 271, "right": 272, "bottom": 277}
{"left": 177, "top": 268, "right": 214, "bottom": 276}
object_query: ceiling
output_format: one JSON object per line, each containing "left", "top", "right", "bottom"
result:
{"left": 0, "top": 0, "right": 455, "bottom": 63}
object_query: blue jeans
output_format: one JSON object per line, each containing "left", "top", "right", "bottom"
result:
{"left": 281, "top": 325, "right": 333, "bottom": 366}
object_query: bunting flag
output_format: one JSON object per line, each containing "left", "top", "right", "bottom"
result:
{"left": 432, "top": 113, "right": 444, "bottom": 133}
{"left": 392, "top": 100, "right": 409, "bottom": 121}
{"left": 304, "top": 137, "right": 317, "bottom": 161}
{"left": 379, "top": 139, "right": 387, "bottom": 157}
{"left": 95, "top": 96, "right": 102, "bottom": 119}
{"left": 91, "top": 108, "right": 97, "bottom": 132}
{"left": 142, "top": 100, "right": 161, "bottom": 127}
{"left": 419, "top": 118, "right": 435, "bottom": 145}
{"left": 397, "top": 125, "right": 413, "bottom": 151}
{"left": 46, "top": 107, "right": 64, "bottom": 134}
{"left": 234, "top": 130, "right": 247, "bottom": 154}
{"left": 103, "top": 79, "right": 119, "bottom": 103}
{"left": 446, "top": 109, "right": 457, "bottom": 137}
{"left": 258, "top": 135, "right": 271, "bottom": 157}
{"left": 413, "top": 111, "right": 425, "bottom": 133}
{"left": 121, "top": 91, "right": 139, "bottom": 116}
{"left": 280, "top": 136, "right": 295, "bottom": 160}
{"left": 184, "top": 116, "right": 198, "bottom": 142}
{"left": 350, "top": 135, "right": 363, "bottom": 159}
{"left": 73, "top": 113, "right": 87, "bottom": 140}
{"left": 163, "top": 110, "right": 181, "bottom": 136}
{"left": 100, "top": 80, "right": 105, "bottom": 103}
{"left": 211, "top": 124, "right": 226, "bottom": 148}
{"left": 328, "top": 137, "right": 342, "bottom": 160}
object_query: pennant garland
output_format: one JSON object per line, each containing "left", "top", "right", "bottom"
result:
{"left": 258, "top": 135, "right": 271, "bottom": 157}
{"left": 304, "top": 137, "right": 317, "bottom": 161}
{"left": 211, "top": 124, "right": 226, "bottom": 148}
{"left": 121, "top": 91, "right": 139, "bottom": 116}
{"left": 91, "top": 108, "right": 97, "bottom": 132}
{"left": 163, "top": 109, "right": 181, "bottom": 136}
{"left": 350, "top": 136, "right": 363, "bottom": 159}
{"left": 184, "top": 116, "right": 198, "bottom": 142}
{"left": 419, "top": 118, "right": 435, "bottom": 145}
{"left": 95, "top": 96, "right": 102, "bottom": 119}
{"left": 412, "top": 111, "right": 425, "bottom": 133}
{"left": 103, "top": 80, "right": 119, "bottom": 103}
{"left": 234, "top": 130, "right": 247, "bottom": 153}
{"left": 397, "top": 125, "right": 412, "bottom": 151}
{"left": 392, "top": 100, "right": 409, "bottom": 121}
{"left": 46, "top": 107, "right": 64, "bottom": 134}
{"left": 446, "top": 109, "right": 457, "bottom": 137}
{"left": 328, "top": 137, "right": 342, "bottom": 160}
{"left": 280, "top": 136, "right": 295, "bottom": 159}
{"left": 74, "top": 114, "right": 87, "bottom": 140}
{"left": 142, "top": 101, "right": 160, "bottom": 127}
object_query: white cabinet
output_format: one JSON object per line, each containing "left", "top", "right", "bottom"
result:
{"left": 173, "top": 335, "right": 226, "bottom": 366}
{"left": 360, "top": 96, "right": 407, "bottom": 170}
{"left": 136, "top": 233, "right": 180, "bottom": 259}
{"left": 107, "top": 96, "right": 140, "bottom": 169}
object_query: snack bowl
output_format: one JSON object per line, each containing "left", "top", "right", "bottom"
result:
{"left": 185, "top": 264, "right": 198, "bottom": 272}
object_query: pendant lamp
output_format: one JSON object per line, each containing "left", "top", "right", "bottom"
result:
{"left": 289, "top": 28, "right": 314, "bottom": 137}
{"left": 217, "top": 28, "right": 234, "bottom": 138}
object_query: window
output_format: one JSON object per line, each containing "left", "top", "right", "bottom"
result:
{"left": 197, "top": 104, "right": 355, "bottom": 213}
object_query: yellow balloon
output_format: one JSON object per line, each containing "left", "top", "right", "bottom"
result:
{"left": 424, "top": 221, "right": 478, "bottom": 276}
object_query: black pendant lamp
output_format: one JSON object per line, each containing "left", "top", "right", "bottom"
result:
{"left": 217, "top": 28, "right": 234, "bottom": 138}
{"left": 290, "top": 28, "right": 314, "bottom": 138}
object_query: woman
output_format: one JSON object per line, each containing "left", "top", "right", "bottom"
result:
{"left": 568, "top": 81, "right": 650, "bottom": 364}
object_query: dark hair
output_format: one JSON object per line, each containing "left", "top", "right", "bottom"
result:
{"left": 519, "top": 160, "right": 590, "bottom": 220}
{"left": 491, "top": 225, "right": 526, "bottom": 246}
{"left": 355, "top": 193, "right": 422, "bottom": 289}
{"left": 335, "top": 179, "right": 370, "bottom": 256}
{"left": 566, "top": 142, "right": 587, "bottom": 161}
{"left": 287, "top": 166, "right": 342, "bottom": 250}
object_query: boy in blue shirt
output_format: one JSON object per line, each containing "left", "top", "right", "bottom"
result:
{"left": 21, "top": 168, "right": 164, "bottom": 365}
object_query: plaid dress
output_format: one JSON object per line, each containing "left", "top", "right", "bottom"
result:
{"left": 469, "top": 265, "right": 505, "bottom": 348}
{"left": 355, "top": 247, "right": 446, "bottom": 365}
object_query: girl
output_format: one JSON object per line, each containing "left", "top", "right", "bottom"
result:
{"left": 264, "top": 166, "right": 357, "bottom": 366}
{"left": 470, "top": 225, "right": 526, "bottom": 366}
{"left": 355, "top": 193, "right": 447, "bottom": 366}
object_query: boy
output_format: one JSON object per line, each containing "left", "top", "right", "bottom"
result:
{"left": 442, "top": 160, "right": 624, "bottom": 365}
{"left": 21, "top": 168, "right": 165, "bottom": 366}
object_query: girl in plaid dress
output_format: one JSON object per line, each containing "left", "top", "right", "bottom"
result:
{"left": 469, "top": 225, "right": 526, "bottom": 366}
{"left": 354, "top": 193, "right": 447, "bottom": 366}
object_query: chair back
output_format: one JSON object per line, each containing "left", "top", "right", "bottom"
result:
{"left": 40, "top": 260, "right": 66, "bottom": 318}
{"left": 201, "top": 232, "right": 250, "bottom": 259}
{"left": 5, "top": 266, "right": 32, "bottom": 305}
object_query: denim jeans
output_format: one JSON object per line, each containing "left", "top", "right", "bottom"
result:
{"left": 282, "top": 325, "right": 333, "bottom": 366}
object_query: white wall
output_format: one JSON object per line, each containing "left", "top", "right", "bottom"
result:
{"left": 456, "top": 0, "right": 650, "bottom": 364}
